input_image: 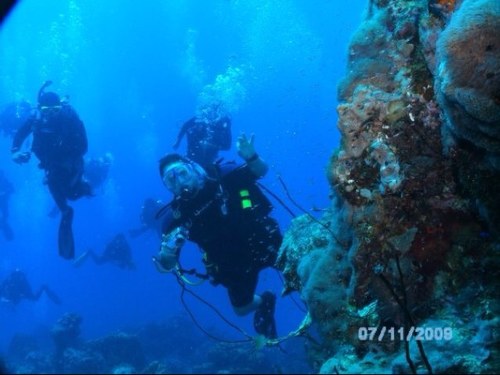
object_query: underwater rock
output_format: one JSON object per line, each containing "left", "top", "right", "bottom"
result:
{"left": 58, "top": 347, "right": 106, "bottom": 374}
{"left": 277, "top": 0, "right": 500, "bottom": 373}
{"left": 277, "top": 214, "right": 333, "bottom": 293}
{"left": 7, "top": 333, "right": 40, "bottom": 363}
{"left": 51, "top": 312, "right": 83, "bottom": 352}
{"left": 14, "top": 351, "right": 54, "bottom": 374}
{"left": 436, "top": 0, "right": 500, "bottom": 155}
{"left": 87, "top": 330, "right": 146, "bottom": 371}
{"left": 435, "top": 0, "right": 500, "bottom": 233}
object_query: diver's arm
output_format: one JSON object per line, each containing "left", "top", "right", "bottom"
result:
{"left": 173, "top": 118, "right": 194, "bottom": 149}
{"left": 11, "top": 119, "right": 33, "bottom": 152}
{"left": 155, "top": 226, "right": 188, "bottom": 272}
{"left": 237, "top": 133, "right": 268, "bottom": 178}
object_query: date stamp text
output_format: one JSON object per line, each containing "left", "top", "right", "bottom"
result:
{"left": 358, "top": 326, "right": 453, "bottom": 341}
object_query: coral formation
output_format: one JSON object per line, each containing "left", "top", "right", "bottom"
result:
{"left": 435, "top": 0, "right": 500, "bottom": 156}
{"left": 87, "top": 331, "right": 146, "bottom": 371}
{"left": 278, "top": 0, "right": 500, "bottom": 373}
{"left": 51, "top": 312, "right": 83, "bottom": 353}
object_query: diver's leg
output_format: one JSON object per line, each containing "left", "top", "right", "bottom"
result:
{"left": 47, "top": 168, "right": 76, "bottom": 259}
{"left": 47, "top": 172, "right": 75, "bottom": 259}
{"left": 253, "top": 290, "right": 278, "bottom": 339}
{"left": 46, "top": 169, "right": 71, "bottom": 213}
{"left": 228, "top": 272, "right": 260, "bottom": 316}
{"left": 40, "top": 285, "right": 61, "bottom": 305}
{"left": 228, "top": 270, "right": 277, "bottom": 338}
{"left": 68, "top": 158, "right": 93, "bottom": 200}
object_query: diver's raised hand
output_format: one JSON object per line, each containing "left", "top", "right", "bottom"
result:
{"left": 237, "top": 133, "right": 269, "bottom": 177}
{"left": 237, "top": 133, "right": 257, "bottom": 161}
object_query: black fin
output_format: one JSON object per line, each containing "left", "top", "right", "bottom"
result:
{"left": 58, "top": 208, "right": 74, "bottom": 259}
{"left": 42, "top": 285, "right": 62, "bottom": 305}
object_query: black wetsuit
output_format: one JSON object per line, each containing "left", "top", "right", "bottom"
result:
{"left": 11, "top": 104, "right": 91, "bottom": 259}
{"left": 97, "top": 233, "right": 135, "bottom": 269}
{"left": 0, "top": 270, "right": 61, "bottom": 305}
{"left": 162, "top": 164, "right": 282, "bottom": 307}
{"left": 174, "top": 116, "right": 231, "bottom": 166}
{"left": 0, "top": 270, "right": 38, "bottom": 305}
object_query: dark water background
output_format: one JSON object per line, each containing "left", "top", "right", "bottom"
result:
{"left": 0, "top": 0, "right": 366, "bottom": 365}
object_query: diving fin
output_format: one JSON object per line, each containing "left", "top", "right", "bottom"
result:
{"left": 58, "top": 207, "right": 75, "bottom": 259}
{"left": 42, "top": 285, "right": 62, "bottom": 305}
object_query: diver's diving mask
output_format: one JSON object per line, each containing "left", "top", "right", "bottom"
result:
{"left": 39, "top": 105, "right": 62, "bottom": 117}
{"left": 162, "top": 161, "right": 206, "bottom": 197}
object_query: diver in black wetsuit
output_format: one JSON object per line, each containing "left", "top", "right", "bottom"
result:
{"left": 0, "top": 169, "right": 14, "bottom": 241}
{"left": 173, "top": 102, "right": 232, "bottom": 167}
{"left": 10, "top": 81, "right": 92, "bottom": 259}
{"left": 73, "top": 233, "right": 135, "bottom": 270}
{"left": 156, "top": 134, "right": 281, "bottom": 339}
{"left": 0, "top": 269, "right": 61, "bottom": 306}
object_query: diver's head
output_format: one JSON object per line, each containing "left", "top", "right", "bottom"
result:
{"left": 38, "top": 92, "right": 60, "bottom": 107}
{"left": 159, "top": 153, "right": 207, "bottom": 198}
{"left": 195, "top": 101, "right": 224, "bottom": 124}
{"left": 37, "top": 81, "right": 62, "bottom": 117}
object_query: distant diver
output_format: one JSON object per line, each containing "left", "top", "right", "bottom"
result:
{"left": 73, "top": 233, "right": 135, "bottom": 270}
{"left": 173, "top": 102, "right": 232, "bottom": 167}
{"left": 11, "top": 81, "right": 93, "bottom": 259}
{"left": 0, "top": 269, "right": 61, "bottom": 306}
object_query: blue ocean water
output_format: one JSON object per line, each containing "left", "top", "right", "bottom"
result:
{"left": 0, "top": 0, "right": 366, "bottom": 372}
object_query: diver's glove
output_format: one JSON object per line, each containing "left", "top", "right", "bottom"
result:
{"left": 237, "top": 133, "right": 258, "bottom": 162}
{"left": 11, "top": 151, "right": 31, "bottom": 164}
{"left": 154, "top": 227, "right": 188, "bottom": 272}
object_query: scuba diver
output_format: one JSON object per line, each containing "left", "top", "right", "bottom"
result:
{"left": 83, "top": 152, "right": 114, "bottom": 193}
{"left": 0, "top": 169, "right": 14, "bottom": 241}
{"left": 155, "top": 133, "right": 282, "bottom": 339}
{"left": 173, "top": 102, "right": 232, "bottom": 167}
{"left": 0, "top": 269, "right": 61, "bottom": 306}
{"left": 0, "top": 100, "right": 32, "bottom": 139}
{"left": 10, "top": 81, "right": 92, "bottom": 260}
{"left": 129, "top": 197, "right": 164, "bottom": 238}
{"left": 73, "top": 233, "right": 135, "bottom": 270}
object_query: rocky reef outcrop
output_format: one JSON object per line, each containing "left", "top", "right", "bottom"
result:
{"left": 278, "top": 0, "right": 500, "bottom": 373}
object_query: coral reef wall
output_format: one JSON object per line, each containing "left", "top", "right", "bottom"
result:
{"left": 277, "top": 0, "right": 499, "bottom": 373}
